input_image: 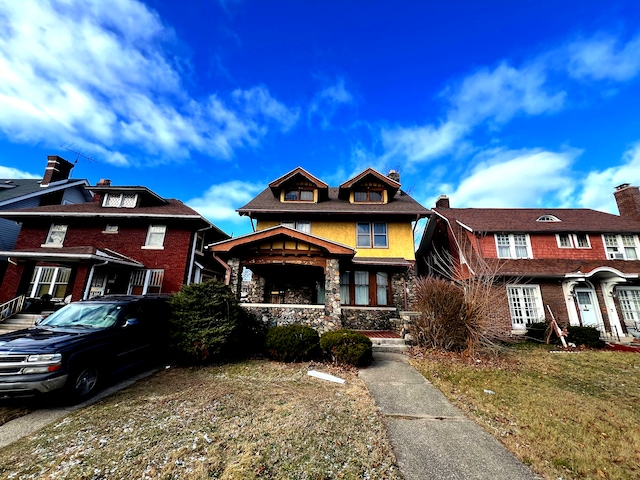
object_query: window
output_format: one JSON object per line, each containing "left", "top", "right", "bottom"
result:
{"left": 284, "top": 189, "right": 314, "bottom": 201}
{"left": 28, "top": 266, "right": 71, "bottom": 300}
{"left": 103, "top": 224, "right": 119, "bottom": 234}
{"left": 556, "top": 233, "right": 591, "bottom": 249}
{"left": 603, "top": 234, "right": 639, "bottom": 260}
{"left": 357, "top": 222, "right": 388, "bottom": 248}
{"left": 103, "top": 193, "right": 138, "bottom": 208}
{"left": 128, "top": 269, "right": 164, "bottom": 295}
{"left": 507, "top": 285, "right": 544, "bottom": 328}
{"left": 495, "top": 234, "right": 531, "bottom": 259}
{"left": 44, "top": 224, "right": 67, "bottom": 246}
{"left": 536, "top": 215, "right": 561, "bottom": 222}
{"left": 617, "top": 288, "right": 640, "bottom": 331}
{"left": 340, "top": 271, "right": 391, "bottom": 306}
{"left": 354, "top": 189, "right": 384, "bottom": 203}
{"left": 281, "top": 221, "right": 311, "bottom": 234}
{"left": 144, "top": 225, "right": 166, "bottom": 248}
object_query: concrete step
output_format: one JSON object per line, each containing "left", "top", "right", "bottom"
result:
{"left": 0, "top": 313, "right": 41, "bottom": 333}
{"left": 369, "top": 337, "right": 409, "bottom": 353}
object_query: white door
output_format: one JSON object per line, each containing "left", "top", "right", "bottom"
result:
{"left": 575, "top": 289, "right": 600, "bottom": 329}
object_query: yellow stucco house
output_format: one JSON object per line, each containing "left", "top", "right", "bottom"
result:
{"left": 208, "top": 167, "right": 430, "bottom": 331}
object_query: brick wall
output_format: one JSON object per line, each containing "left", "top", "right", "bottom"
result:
{"left": 476, "top": 233, "right": 608, "bottom": 260}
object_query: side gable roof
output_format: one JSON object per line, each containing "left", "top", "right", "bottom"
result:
{"left": 434, "top": 208, "right": 640, "bottom": 233}
{"left": 0, "top": 178, "right": 90, "bottom": 207}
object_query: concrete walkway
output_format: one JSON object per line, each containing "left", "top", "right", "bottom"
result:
{"left": 359, "top": 352, "right": 540, "bottom": 480}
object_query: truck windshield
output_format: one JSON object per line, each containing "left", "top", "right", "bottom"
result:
{"left": 40, "top": 303, "right": 123, "bottom": 329}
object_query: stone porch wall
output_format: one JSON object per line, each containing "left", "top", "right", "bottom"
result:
{"left": 341, "top": 307, "right": 397, "bottom": 330}
{"left": 242, "top": 304, "right": 337, "bottom": 333}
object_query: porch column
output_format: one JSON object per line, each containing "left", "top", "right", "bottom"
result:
{"left": 227, "top": 257, "right": 242, "bottom": 300}
{"left": 324, "top": 258, "right": 341, "bottom": 329}
{"left": 600, "top": 279, "right": 626, "bottom": 337}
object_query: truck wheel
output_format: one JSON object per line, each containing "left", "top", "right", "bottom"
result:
{"left": 66, "top": 366, "right": 100, "bottom": 401}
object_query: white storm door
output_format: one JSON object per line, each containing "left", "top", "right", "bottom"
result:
{"left": 575, "top": 289, "right": 600, "bottom": 328}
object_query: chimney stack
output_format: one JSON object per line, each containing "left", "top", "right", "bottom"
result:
{"left": 614, "top": 183, "right": 640, "bottom": 222}
{"left": 435, "top": 195, "right": 450, "bottom": 209}
{"left": 387, "top": 170, "right": 400, "bottom": 184}
{"left": 92, "top": 179, "right": 112, "bottom": 202}
{"left": 41, "top": 155, "right": 74, "bottom": 187}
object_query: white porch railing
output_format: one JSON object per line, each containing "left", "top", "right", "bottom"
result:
{"left": 0, "top": 295, "right": 26, "bottom": 321}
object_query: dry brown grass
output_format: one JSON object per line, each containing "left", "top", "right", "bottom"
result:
{"left": 411, "top": 344, "right": 640, "bottom": 480}
{"left": 0, "top": 360, "right": 400, "bottom": 479}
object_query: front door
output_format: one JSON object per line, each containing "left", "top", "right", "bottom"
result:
{"left": 575, "top": 289, "right": 601, "bottom": 329}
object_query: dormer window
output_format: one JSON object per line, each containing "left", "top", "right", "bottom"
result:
{"left": 103, "top": 192, "right": 138, "bottom": 208}
{"left": 354, "top": 189, "right": 384, "bottom": 203}
{"left": 284, "top": 189, "right": 314, "bottom": 202}
{"left": 536, "top": 215, "right": 561, "bottom": 222}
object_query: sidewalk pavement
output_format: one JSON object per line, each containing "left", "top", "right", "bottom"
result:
{"left": 359, "top": 352, "right": 540, "bottom": 480}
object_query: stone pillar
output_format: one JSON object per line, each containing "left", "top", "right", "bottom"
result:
{"left": 248, "top": 273, "right": 266, "bottom": 303}
{"left": 324, "top": 258, "right": 341, "bottom": 329}
{"left": 227, "top": 257, "right": 242, "bottom": 300}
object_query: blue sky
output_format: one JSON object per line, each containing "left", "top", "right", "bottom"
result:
{"left": 1, "top": 0, "right": 640, "bottom": 237}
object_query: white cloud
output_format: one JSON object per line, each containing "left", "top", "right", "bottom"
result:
{"left": 0, "top": 165, "right": 40, "bottom": 179}
{"left": 579, "top": 143, "right": 640, "bottom": 213}
{"left": 0, "top": 0, "right": 297, "bottom": 165}
{"left": 381, "top": 121, "right": 467, "bottom": 163}
{"left": 568, "top": 34, "right": 640, "bottom": 81}
{"left": 448, "top": 148, "right": 578, "bottom": 208}
{"left": 308, "top": 78, "right": 355, "bottom": 128}
{"left": 187, "top": 180, "right": 264, "bottom": 223}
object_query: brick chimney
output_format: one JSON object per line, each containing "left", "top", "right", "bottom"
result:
{"left": 387, "top": 170, "right": 400, "bottom": 184}
{"left": 614, "top": 183, "right": 640, "bottom": 221}
{"left": 92, "top": 179, "right": 112, "bottom": 202}
{"left": 435, "top": 195, "right": 450, "bottom": 209}
{"left": 41, "top": 155, "right": 74, "bottom": 187}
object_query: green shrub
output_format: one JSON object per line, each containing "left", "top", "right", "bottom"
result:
{"left": 169, "top": 280, "right": 265, "bottom": 364}
{"left": 566, "top": 326, "right": 605, "bottom": 349}
{"left": 526, "top": 322, "right": 550, "bottom": 342}
{"left": 320, "top": 330, "right": 373, "bottom": 367}
{"left": 265, "top": 325, "right": 321, "bottom": 362}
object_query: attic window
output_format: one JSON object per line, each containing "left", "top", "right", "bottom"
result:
{"left": 354, "top": 189, "right": 384, "bottom": 203}
{"left": 536, "top": 215, "right": 561, "bottom": 222}
{"left": 284, "top": 189, "right": 314, "bottom": 202}
{"left": 103, "top": 193, "right": 138, "bottom": 208}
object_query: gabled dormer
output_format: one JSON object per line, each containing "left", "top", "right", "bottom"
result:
{"left": 90, "top": 181, "right": 169, "bottom": 209}
{"left": 268, "top": 167, "right": 329, "bottom": 203}
{"left": 338, "top": 168, "right": 401, "bottom": 204}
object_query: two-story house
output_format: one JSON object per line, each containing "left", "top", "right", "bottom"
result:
{"left": 418, "top": 184, "right": 640, "bottom": 340}
{"left": 208, "top": 167, "right": 429, "bottom": 331}
{"left": 0, "top": 181, "right": 229, "bottom": 304}
{"left": 0, "top": 156, "right": 92, "bottom": 282}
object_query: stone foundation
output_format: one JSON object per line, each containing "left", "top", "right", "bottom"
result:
{"left": 242, "top": 304, "right": 336, "bottom": 333}
{"left": 341, "top": 307, "right": 397, "bottom": 330}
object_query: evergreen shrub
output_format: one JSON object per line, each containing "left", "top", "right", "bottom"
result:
{"left": 169, "top": 280, "right": 265, "bottom": 364}
{"left": 525, "top": 322, "right": 549, "bottom": 342}
{"left": 567, "top": 326, "right": 605, "bottom": 349}
{"left": 320, "top": 330, "right": 373, "bottom": 367}
{"left": 265, "top": 325, "right": 321, "bottom": 362}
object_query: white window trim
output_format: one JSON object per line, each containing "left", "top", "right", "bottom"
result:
{"left": 42, "top": 224, "right": 68, "bottom": 248}
{"left": 127, "top": 269, "right": 164, "bottom": 295}
{"left": 617, "top": 287, "right": 640, "bottom": 331}
{"left": 494, "top": 233, "right": 532, "bottom": 259}
{"left": 555, "top": 233, "right": 591, "bottom": 249}
{"left": 507, "top": 284, "right": 545, "bottom": 329}
{"left": 602, "top": 234, "right": 640, "bottom": 260}
{"left": 28, "top": 266, "right": 72, "bottom": 299}
{"left": 102, "top": 192, "right": 138, "bottom": 208}
{"left": 281, "top": 221, "right": 311, "bottom": 234}
{"left": 143, "top": 224, "right": 166, "bottom": 249}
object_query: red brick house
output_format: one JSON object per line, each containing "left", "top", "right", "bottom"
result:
{"left": 418, "top": 184, "right": 640, "bottom": 340}
{"left": 0, "top": 182, "right": 229, "bottom": 304}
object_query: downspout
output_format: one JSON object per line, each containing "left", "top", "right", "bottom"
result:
{"left": 186, "top": 231, "right": 198, "bottom": 285}
{"left": 212, "top": 252, "right": 232, "bottom": 285}
{"left": 83, "top": 261, "right": 108, "bottom": 300}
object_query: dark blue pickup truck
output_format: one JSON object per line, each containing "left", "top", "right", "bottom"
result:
{"left": 0, "top": 295, "right": 169, "bottom": 401}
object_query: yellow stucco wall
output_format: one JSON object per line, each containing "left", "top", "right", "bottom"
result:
{"left": 258, "top": 220, "right": 416, "bottom": 260}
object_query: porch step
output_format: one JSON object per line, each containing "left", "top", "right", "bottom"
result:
{"left": 358, "top": 330, "right": 410, "bottom": 353}
{"left": 0, "top": 313, "right": 42, "bottom": 334}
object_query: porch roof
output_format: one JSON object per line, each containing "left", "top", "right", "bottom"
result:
{"left": 351, "top": 257, "right": 413, "bottom": 267}
{"left": 492, "top": 258, "right": 640, "bottom": 278}
{"left": 0, "top": 246, "right": 144, "bottom": 267}
{"left": 208, "top": 225, "right": 356, "bottom": 256}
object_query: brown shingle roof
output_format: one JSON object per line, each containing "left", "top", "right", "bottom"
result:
{"left": 239, "top": 187, "right": 429, "bottom": 216}
{"left": 434, "top": 208, "right": 640, "bottom": 233}
{"left": 491, "top": 258, "right": 640, "bottom": 277}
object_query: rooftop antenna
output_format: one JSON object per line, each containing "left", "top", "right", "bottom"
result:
{"left": 60, "top": 142, "right": 99, "bottom": 165}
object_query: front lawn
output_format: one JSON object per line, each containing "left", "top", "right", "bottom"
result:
{"left": 411, "top": 344, "right": 640, "bottom": 480}
{"left": 0, "top": 360, "right": 399, "bottom": 479}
